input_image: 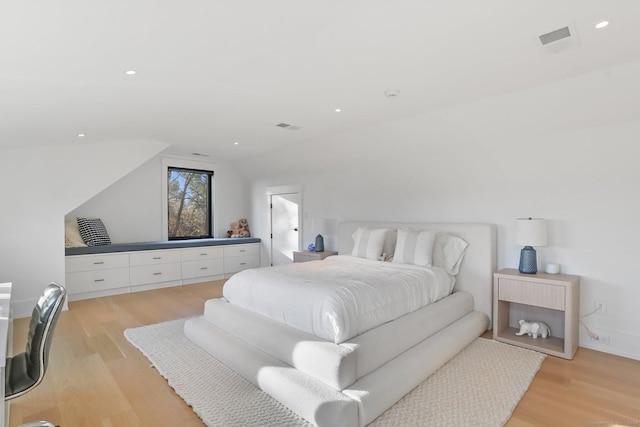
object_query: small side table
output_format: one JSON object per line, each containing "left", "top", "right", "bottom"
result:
{"left": 293, "top": 251, "right": 338, "bottom": 263}
{"left": 493, "top": 268, "right": 580, "bottom": 359}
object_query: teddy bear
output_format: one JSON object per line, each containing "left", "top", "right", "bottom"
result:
{"left": 229, "top": 219, "right": 250, "bottom": 238}
{"left": 238, "top": 218, "right": 250, "bottom": 237}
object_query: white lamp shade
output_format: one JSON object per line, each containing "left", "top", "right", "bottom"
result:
{"left": 515, "top": 218, "right": 547, "bottom": 247}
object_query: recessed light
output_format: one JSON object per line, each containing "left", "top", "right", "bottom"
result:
{"left": 77, "top": 133, "right": 85, "bottom": 138}
{"left": 335, "top": 108, "right": 342, "bottom": 113}
{"left": 595, "top": 21, "right": 609, "bottom": 29}
{"left": 234, "top": 142, "right": 239, "bottom": 145}
{"left": 125, "top": 70, "right": 137, "bottom": 75}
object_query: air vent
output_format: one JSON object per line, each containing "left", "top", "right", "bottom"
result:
{"left": 539, "top": 26, "right": 571, "bottom": 45}
{"left": 276, "top": 122, "right": 300, "bottom": 130}
{"left": 536, "top": 23, "right": 578, "bottom": 54}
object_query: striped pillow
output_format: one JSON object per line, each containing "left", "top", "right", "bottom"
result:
{"left": 393, "top": 228, "right": 436, "bottom": 266}
{"left": 351, "top": 227, "right": 387, "bottom": 260}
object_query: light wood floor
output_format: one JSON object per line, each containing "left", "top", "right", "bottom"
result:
{"left": 10, "top": 281, "right": 640, "bottom": 427}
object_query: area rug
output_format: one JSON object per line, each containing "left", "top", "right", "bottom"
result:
{"left": 125, "top": 318, "right": 545, "bottom": 427}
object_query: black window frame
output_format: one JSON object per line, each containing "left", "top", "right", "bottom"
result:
{"left": 167, "top": 166, "right": 213, "bottom": 240}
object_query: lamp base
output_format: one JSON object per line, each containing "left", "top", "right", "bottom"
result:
{"left": 519, "top": 246, "right": 538, "bottom": 274}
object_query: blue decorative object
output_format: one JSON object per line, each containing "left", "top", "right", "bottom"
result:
{"left": 519, "top": 246, "right": 538, "bottom": 274}
{"left": 314, "top": 234, "right": 325, "bottom": 252}
{"left": 307, "top": 243, "right": 315, "bottom": 252}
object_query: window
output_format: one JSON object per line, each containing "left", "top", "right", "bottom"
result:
{"left": 167, "top": 167, "right": 213, "bottom": 239}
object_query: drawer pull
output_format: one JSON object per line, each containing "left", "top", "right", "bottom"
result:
{"left": 200, "top": 267, "right": 208, "bottom": 270}
{"left": 94, "top": 261, "right": 105, "bottom": 265}
{"left": 200, "top": 253, "right": 208, "bottom": 256}
{"left": 239, "top": 249, "right": 246, "bottom": 253}
{"left": 240, "top": 262, "right": 246, "bottom": 265}
{"left": 153, "top": 272, "right": 162, "bottom": 275}
{"left": 153, "top": 257, "right": 162, "bottom": 260}
{"left": 94, "top": 279, "right": 105, "bottom": 282}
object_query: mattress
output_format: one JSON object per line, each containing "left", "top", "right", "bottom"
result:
{"left": 202, "top": 290, "right": 474, "bottom": 390}
{"left": 222, "top": 254, "right": 454, "bottom": 343}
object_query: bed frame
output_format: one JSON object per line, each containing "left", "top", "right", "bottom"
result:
{"left": 184, "top": 222, "right": 496, "bottom": 427}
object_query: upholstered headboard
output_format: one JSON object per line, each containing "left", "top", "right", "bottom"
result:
{"left": 338, "top": 221, "right": 497, "bottom": 329}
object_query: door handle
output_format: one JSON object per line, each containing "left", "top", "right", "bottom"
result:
{"left": 292, "top": 228, "right": 298, "bottom": 231}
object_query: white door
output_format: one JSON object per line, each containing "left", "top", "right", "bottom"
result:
{"left": 270, "top": 192, "right": 301, "bottom": 265}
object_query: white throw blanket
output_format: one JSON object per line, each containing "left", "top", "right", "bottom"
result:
{"left": 223, "top": 255, "right": 453, "bottom": 343}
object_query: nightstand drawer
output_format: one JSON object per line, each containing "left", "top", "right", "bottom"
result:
{"left": 498, "top": 279, "right": 565, "bottom": 310}
{"left": 293, "top": 251, "right": 338, "bottom": 263}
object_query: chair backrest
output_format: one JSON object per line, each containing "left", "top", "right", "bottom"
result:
{"left": 24, "top": 282, "right": 67, "bottom": 390}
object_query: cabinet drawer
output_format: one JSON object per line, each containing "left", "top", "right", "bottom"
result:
{"left": 66, "top": 253, "right": 129, "bottom": 272}
{"left": 181, "top": 246, "right": 223, "bottom": 262}
{"left": 224, "top": 254, "right": 260, "bottom": 274}
{"left": 130, "top": 263, "right": 182, "bottom": 286}
{"left": 182, "top": 259, "right": 224, "bottom": 279}
{"left": 223, "top": 244, "right": 259, "bottom": 257}
{"left": 66, "top": 267, "right": 130, "bottom": 293}
{"left": 130, "top": 249, "right": 181, "bottom": 266}
{"left": 498, "top": 279, "right": 565, "bottom": 310}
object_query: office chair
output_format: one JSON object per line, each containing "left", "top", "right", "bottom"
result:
{"left": 5, "top": 283, "right": 66, "bottom": 427}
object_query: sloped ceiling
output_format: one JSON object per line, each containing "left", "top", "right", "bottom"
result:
{"left": 2, "top": 1, "right": 639, "bottom": 172}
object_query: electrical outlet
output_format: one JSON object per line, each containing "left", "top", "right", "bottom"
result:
{"left": 589, "top": 334, "right": 611, "bottom": 345}
{"left": 595, "top": 300, "right": 607, "bottom": 315}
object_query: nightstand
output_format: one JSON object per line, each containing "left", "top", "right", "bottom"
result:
{"left": 493, "top": 268, "right": 580, "bottom": 359}
{"left": 293, "top": 251, "right": 338, "bottom": 263}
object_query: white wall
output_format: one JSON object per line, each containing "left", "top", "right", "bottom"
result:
{"left": 0, "top": 140, "right": 168, "bottom": 317}
{"left": 67, "top": 155, "right": 249, "bottom": 242}
{"left": 242, "top": 115, "right": 640, "bottom": 361}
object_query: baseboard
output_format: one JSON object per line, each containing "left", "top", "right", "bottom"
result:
{"left": 12, "top": 297, "right": 69, "bottom": 319}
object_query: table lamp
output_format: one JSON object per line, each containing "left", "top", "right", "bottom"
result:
{"left": 515, "top": 218, "right": 547, "bottom": 274}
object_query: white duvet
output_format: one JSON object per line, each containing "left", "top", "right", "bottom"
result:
{"left": 222, "top": 255, "right": 454, "bottom": 343}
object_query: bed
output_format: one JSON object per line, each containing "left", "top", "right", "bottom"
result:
{"left": 184, "top": 221, "right": 496, "bottom": 427}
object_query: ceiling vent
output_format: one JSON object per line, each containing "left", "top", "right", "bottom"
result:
{"left": 536, "top": 23, "right": 578, "bottom": 54}
{"left": 276, "top": 122, "right": 300, "bottom": 130}
{"left": 539, "top": 26, "right": 571, "bottom": 45}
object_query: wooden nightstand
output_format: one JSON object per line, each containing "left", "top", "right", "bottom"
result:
{"left": 293, "top": 251, "right": 338, "bottom": 263}
{"left": 493, "top": 268, "right": 580, "bottom": 359}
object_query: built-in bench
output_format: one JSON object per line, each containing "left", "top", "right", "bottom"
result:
{"left": 65, "top": 238, "right": 261, "bottom": 301}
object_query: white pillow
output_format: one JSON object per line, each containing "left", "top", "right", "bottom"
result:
{"left": 351, "top": 227, "right": 387, "bottom": 260}
{"left": 433, "top": 233, "right": 468, "bottom": 275}
{"left": 65, "top": 220, "right": 88, "bottom": 248}
{"left": 393, "top": 228, "right": 436, "bottom": 266}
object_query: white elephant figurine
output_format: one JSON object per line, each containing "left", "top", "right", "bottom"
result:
{"left": 515, "top": 319, "right": 551, "bottom": 339}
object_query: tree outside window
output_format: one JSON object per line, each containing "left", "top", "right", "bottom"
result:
{"left": 168, "top": 167, "right": 213, "bottom": 239}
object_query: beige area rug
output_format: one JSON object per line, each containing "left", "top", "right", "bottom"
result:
{"left": 125, "top": 318, "right": 545, "bottom": 427}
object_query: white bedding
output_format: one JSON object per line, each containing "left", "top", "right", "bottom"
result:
{"left": 222, "top": 254, "right": 454, "bottom": 343}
